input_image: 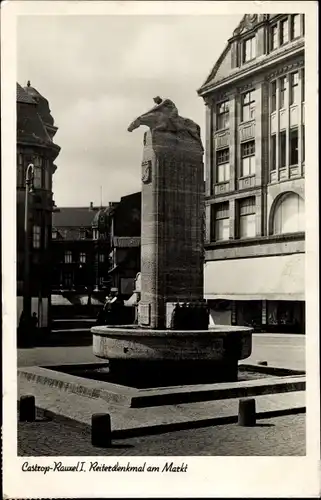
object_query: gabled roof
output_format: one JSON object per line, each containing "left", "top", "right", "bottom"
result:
{"left": 52, "top": 206, "right": 101, "bottom": 229}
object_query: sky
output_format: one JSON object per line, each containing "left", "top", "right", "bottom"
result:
{"left": 17, "top": 14, "right": 242, "bottom": 207}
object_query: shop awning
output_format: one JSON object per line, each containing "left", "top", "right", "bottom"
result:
{"left": 204, "top": 253, "right": 305, "bottom": 301}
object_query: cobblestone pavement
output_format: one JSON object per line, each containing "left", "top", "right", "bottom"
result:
{"left": 18, "top": 334, "right": 305, "bottom": 370}
{"left": 18, "top": 413, "right": 305, "bottom": 456}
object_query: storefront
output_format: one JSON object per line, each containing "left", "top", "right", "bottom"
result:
{"left": 204, "top": 254, "right": 305, "bottom": 333}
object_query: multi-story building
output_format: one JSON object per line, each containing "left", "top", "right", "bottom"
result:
{"left": 17, "top": 81, "right": 60, "bottom": 332}
{"left": 198, "top": 14, "right": 305, "bottom": 333}
{"left": 51, "top": 202, "right": 115, "bottom": 294}
{"left": 108, "top": 192, "right": 141, "bottom": 298}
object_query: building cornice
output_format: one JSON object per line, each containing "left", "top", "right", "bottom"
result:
{"left": 198, "top": 40, "right": 304, "bottom": 98}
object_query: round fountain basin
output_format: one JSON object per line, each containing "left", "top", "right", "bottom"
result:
{"left": 92, "top": 325, "right": 253, "bottom": 362}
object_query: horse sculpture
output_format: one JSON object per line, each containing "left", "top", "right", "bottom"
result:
{"left": 128, "top": 97, "right": 203, "bottom": 150}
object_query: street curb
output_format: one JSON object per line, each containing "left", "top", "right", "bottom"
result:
{"left": 239, "top": 364, "right": 305, "bottom": 377}
{"left": 20, "top": 403, "right": 306, "bottom": 440}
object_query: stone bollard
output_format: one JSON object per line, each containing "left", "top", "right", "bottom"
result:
{"left": 19, "top": 395, "right": 36, "bottom": 422}
{"left": 91, "top": 413, "right": 112, "bottom": 447}
{"left": 238, "top": 398, "right": 256, "bottom": 427}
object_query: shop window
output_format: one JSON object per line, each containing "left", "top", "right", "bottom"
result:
{"left": 243, "top": 36, "right": 256, "bottom": 63}
{"left": 241, "top": 90, "right": 255, "bottom": 122}
{"left": 290, "top": 128, "right": 299, "bottom": 165}
{"left": 273, "top": 192, "right": 305, "bottom": 234}
{"left": 212, "top": 202, "right": 229, "bottom": 241}
{"left": 280, "top": 18, "right": 289, "bottom": 45}
{"left": 79, "top": 252, "right": 86, "bottom": 263}
{"left": 279, "top": 131, "right": 286, "bottom": 168}
{"left": 216, "top": 148, "right": 230, "bottom": 183}
{"left": 270, "top": 135, "right": 277, "bottom": 171}
{"left": 65, "top": 251, "right": 72, "bottom": 263}
{"left": 216, "top": 101, "right": 230, "bottom": 130}
{"left": 271, "top": 81, "right": 277, "bottom": 112}
{"left": 32, "top": 225, "right": 41, "bottom": 249}
{"left": 270, "top": 24, "right": 278, "bottom": 51}
{"left": 279, "top": 76, "right": 287, "bottom": 108}
{"left": 241, "top": 141, "right": 255, "bottom": 176}
{"left": 289, "top": 72, "right": 299, "bottom": 105}
{"left": 239, "top": 197, "right": 256, "bottom": 238}
{"left": 290, "top": 14, "right": 301, "bottom": 39}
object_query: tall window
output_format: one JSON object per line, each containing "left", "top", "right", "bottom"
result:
{"left": 216, "top": 148, "right": 230, "bottom": 183}
{"left": 44, "top": 169, "right": 51, "bottom": 190}
{"left": 216, "top": 101, "right": 230, "bottom": 130}
{"left": 280, "top": 18, "right": 289, "bottom": 45}
{"left": 243, "top": 36, "right": 256, "bottom": 62}
{"left": 289, "top": 72, "right": 299, "bottom": 105}
{"left": 99, "top": 253, "right": 105, "bottom": 263}
{"left": 213, "top": 202, "right": 229, "bottom": 241}
{"left": 301, "top": 69, "right": 305, "bottom": 102}
{"left": 290, "top": 128, "right": 299, "bottom": 165}
{"left": 65, "top": 251, "right": 72, "bottom": 263}
{"left": 241, "top": 91, "right": 255, "bottom": 121}
{"left": 270, "top": 135, "right": 277, "bottom": 171}
{"left": 239, "top": 197, "right": 256, "bottom": 238}
{"left": 17, "top": 154, "right": 24, "bottom": 186}
{"left": 64, "top": 273, "right": 73, "bottom": 287}
{"left": 279, "top": 76, "right": 287, "bottom": 108}
{"left": 279, "top": 131, "right": 286, "bottom": 168}
{"left": 271, "top": 81, "right": 277, "bottom": 112}
{"left": 270, "top": 25, "right": 278, "bottom": 51}
{"left": 33, "top": 156, "right": 43, "bottom": 189}
{"left": 33, "top": 226, "right": 41, "bottom": 248}
{"left": 273, "top": 193, "right": 305, "bottom": 234}
{"left": 290, "top": 14, "right": 301, "bottom": 39}
{"left": 79, "top": 252, "right": 86, "bottom": 263}
{"left": 241, "top": 141, "right": 255, "bottom": 176}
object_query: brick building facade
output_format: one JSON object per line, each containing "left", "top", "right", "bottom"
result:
{"left": 198, "top": 14, "right": 305, "bottom": 332}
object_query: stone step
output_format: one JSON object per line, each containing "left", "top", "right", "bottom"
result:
{"left": 17, "top": 373, "right": 305, "bottom": 437}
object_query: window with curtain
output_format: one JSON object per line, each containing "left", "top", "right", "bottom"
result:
{"left": 241, "top": 90, "right": 255, "bottom": 121}
{"left": 243, "top": 36, "right": 256, "bottom": 62}
{"left": 216, "top": 101, "right": 230, "bottom": 130}
{"left": 241, "top": 141, "right": 255, "bottom": 176}
{"left": 216, "top": 148, "right": 230, "bottom": 183}
{"left": 279, "top": 76, "right": 287, "bottom": 108}
{"left": 273, "top": 193, "right": 305, "bottom": 234}
{"left": 213, "top": 202, "right": 229, "bottom": 241}
{"left": 239, "top": 197, "right": 256, "bottom": 238}
{"left": 280, "top": 18, "right": 289, "bottom": 45}
{"left": 289, "top": 72, "right": 299, "bottom": 105}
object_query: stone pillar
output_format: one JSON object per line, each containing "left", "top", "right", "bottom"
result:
{"left": 138, "top": 130, "right": 204, "bottom": 329}
{"left": 205, "top": 101, "right": 213, "bottom": 197}
{"left": 229, "top": 198, "right": 236, "bottom": 240}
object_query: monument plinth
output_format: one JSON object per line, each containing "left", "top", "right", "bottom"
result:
{"left": 92, "top": 98, "right": 252, "bottom": 383}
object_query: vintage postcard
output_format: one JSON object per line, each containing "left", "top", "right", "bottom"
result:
{"left": 2, "top": 0, "right": 320, "bottom": 498}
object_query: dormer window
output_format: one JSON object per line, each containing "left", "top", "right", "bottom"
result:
{"left": 243, "top": 36, "right": 256, "bottom": 63}
{"left": 280, "top": 18, "right": 289, "bottom": 45}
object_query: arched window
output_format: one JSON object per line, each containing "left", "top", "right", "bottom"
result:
{"left": 273, "top": 192, "right": 305, "bottom": 235}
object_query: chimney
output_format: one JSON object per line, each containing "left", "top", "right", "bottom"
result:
{"left": 89, "top": 201, "right": 94, "bottom": 210}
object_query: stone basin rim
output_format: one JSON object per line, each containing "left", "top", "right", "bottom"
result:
{"left": 91, "top": 325, "right": 253, "bottom": 337}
